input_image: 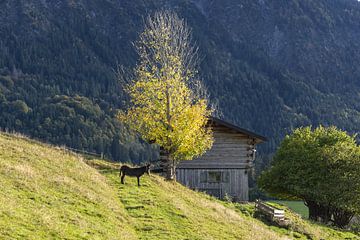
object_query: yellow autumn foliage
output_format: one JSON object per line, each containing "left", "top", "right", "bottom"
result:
{"left": 119, "top": 11, "right": 213, "bottom": 161}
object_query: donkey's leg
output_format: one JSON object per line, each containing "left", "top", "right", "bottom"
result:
{"left": 137, "top": 177, "right": 140, "bottom": 187}
{"left": 121, "top": 175, "right": 125, "bottom": 184}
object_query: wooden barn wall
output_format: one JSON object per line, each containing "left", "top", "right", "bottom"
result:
{"left": 177, "top": 125, "right": 256, "bottom": 169}
{"left": 199, "top": 127, "right": 252, "bottom": 162}
{"left": 176, "top": 168, "right": 249, "bottom": 201}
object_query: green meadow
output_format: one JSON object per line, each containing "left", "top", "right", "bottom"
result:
{"left": 270, "top": 201, "right": 309, "bottom": 219}
{"left": 0, "top": 133, "right": 358, "bottom": 239}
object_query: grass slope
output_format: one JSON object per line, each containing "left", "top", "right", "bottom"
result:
{"left": 0, "top": 133, "right": 136, "bottom": 240}
{"left": 90, "top": 160, "right": 359, "bottom": 240}
{"left": 270, "top": 201, "right": 309, "bottom": 219}
{"left": 88, "top": 160, "right": 287, "bottom": 240}
{"left": 1, "top": 132, "right": 359, "bottom": 240}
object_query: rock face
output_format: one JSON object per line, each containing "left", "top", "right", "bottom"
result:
{"left": 1, "top": 0, "right": 360, "bottom": 159}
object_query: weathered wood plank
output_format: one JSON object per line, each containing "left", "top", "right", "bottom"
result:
{"left": 173, "top": 119, "right": 263, "bottom": 202}
{"left": 175, "top": 168, "right": 249, "bottom": 201}
{"left": 180, "top": 158, "right": 252, "bottom": 164}
{"left": 214, "top": 135, "right": 250, "bottom": 140}
{"left": 199, "top": 152, "right": 252, "bottom": 157}
{"left": 177, "top": 164, "right": 252, "bottom": 169}
{"left": 211, "top": 143, "right": 252, "bottom": 148}
{"left": 192, "top": 156, "right": 252, "bottom": 161}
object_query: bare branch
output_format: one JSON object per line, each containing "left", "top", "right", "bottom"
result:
{"left": 136, "top": 11, "right": 200, "bottom": 84}
{"left": 114, "top": 64, "right": 133, "bottom": 86}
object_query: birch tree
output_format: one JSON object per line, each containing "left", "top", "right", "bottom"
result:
{"left": 119, "top": 11, "right": 213, "bottom": 180}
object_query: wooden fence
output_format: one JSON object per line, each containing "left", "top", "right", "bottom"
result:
{"left": 255, "top": 200, "right": 290, "bottom": 226}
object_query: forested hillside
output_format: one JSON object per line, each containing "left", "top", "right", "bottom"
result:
{"left": 1, "top": 0, "right": 360, "bottom": 164}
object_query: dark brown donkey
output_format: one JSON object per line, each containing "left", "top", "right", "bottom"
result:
{"left": 119, "top": 164, "right": 151, "bottom": 187}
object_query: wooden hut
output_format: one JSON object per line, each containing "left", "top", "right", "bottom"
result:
{"left": 176, "top": 117, "right": 266, "bottom": 201}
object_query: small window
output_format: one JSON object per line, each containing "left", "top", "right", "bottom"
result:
{"left": 200, "top": 171, "right": 230, "bottom": 183}
{"left": 208, "top": 172, "right": 222, "bottom": 183}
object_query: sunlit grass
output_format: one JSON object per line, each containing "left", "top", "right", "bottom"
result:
{"left": 89, "top": 160, "right": 287, "bottom": 240}
{"left": 270, "top": 200, "right": 309, "bottom": 219}
{"left": 1, "top": 132, "right": 359, "bottom": 240}
{"left": 90, "top": 160, "right": 360, "bottom": 240}
{"left": 0, "top": 133, "right": 136, "bottom": 240}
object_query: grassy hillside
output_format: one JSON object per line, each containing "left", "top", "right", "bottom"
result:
{"left": 0, "top": 133, "right": 137, "bottom": 240}
{"left": 270, "top": 201, "right": 309, "bottom": 219}
{"left": 0, "top": 133, "right": 359, "bottom": 239}
{"left": 88, "top": 160, "right": 288, "bottom": 240}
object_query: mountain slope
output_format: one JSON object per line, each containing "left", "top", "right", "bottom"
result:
{"left": 0, "top": 133, "right": 358, "bottom": 239}
{"left": 2, "top": 0, "right": 360, "bottom": 162}
{"left": 192, "top": 0, "right": 360, "bottom": 135}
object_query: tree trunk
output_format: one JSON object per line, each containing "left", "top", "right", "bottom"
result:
{"left": 305, "top": 199, "right": 330, "bottom": 222}
{"left": 332, "top": 208, "right": 354, "bottom": 228}
{"left": 318, "top": 204, "right": 331, "bottom": 224}
{"left": 164, "top": 155, "right": 176, "bottom": 180}
{"left": 305, "top": 199, "right": 333, "bottom": 224}
{"left": 160, "top": 148, "right": 176, "bottom": 180}
{"left": 306, "top": 199, "right": 321, "bottom": 221}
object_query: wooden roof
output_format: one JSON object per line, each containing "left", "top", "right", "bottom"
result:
{"left": 209, "top": 117, "right": 267, "bottom": 142}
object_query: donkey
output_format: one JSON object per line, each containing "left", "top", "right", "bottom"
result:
{"left": 119, "top": 163, "right": 151, "bottom": 187}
